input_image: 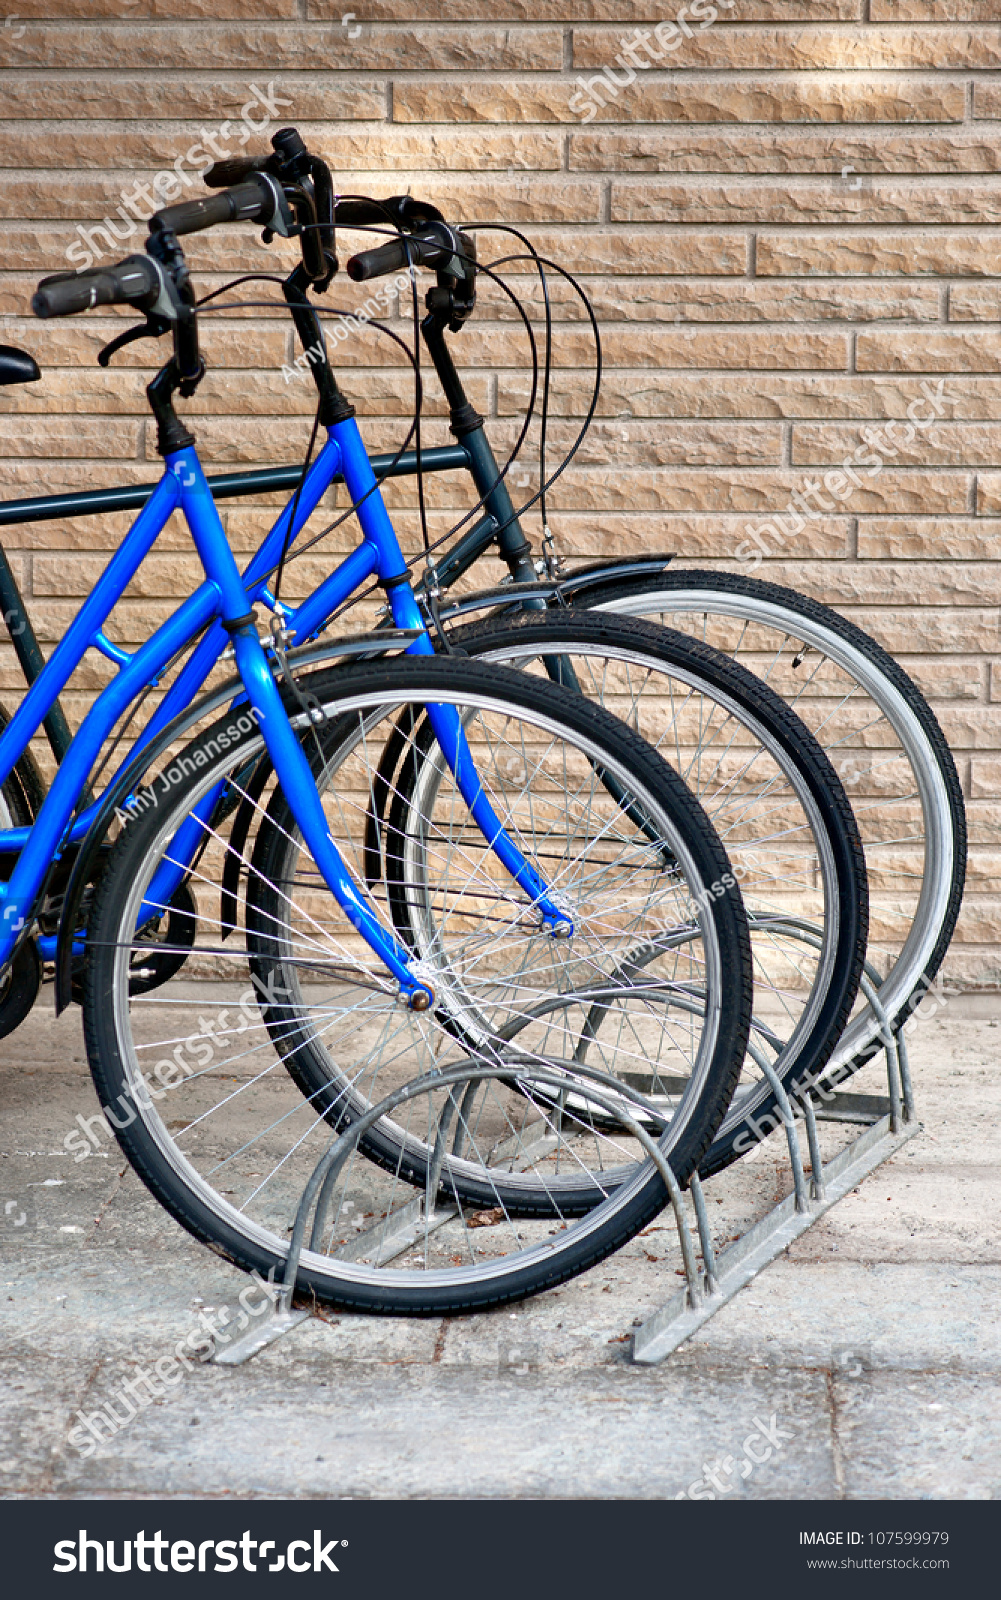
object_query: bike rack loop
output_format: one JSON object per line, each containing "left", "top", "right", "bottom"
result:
{"left": 210, "top": 933, "right": 919, "bottom": 1368}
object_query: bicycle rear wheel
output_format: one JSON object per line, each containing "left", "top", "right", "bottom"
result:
{"left": 83, "top": 655, "right": 751, "bottom": 1312}
{"left": 575, "top": 570, "right": 965, "bottom": 1170}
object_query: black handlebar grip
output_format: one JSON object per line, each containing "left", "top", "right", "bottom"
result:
{"left": 345, "top": 235, "right": 452, "bottom": 283}
{"left": 346, "top": 238, "right": 410, "bottom": 282}
{"left": 203, "top": 158, "right": 261, "bottom": 188}
{"left": 32, "top": 256, "right": 161, "bottom": 319}
{"left": 150, "top": 180, "right": 274, "bottom": 238}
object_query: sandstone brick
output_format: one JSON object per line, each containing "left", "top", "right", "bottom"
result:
{"left": 613, "top": 179, "right": 1001, "bottom": 228}
{"left": 948, "top": 283, "right": 1001, "bottom": 322}
{"left": 0, "top": 362, "right": 490, "bottom": 421}
{"left": 32, "top": 552, "right": 205, "bottom": 599}
{"left": 593, "top": 327, "right": 849, "bottom": 370}
{"left": 937, "top": 946, "right": 1001, "bottom": 986}
{"left": 498, "top": 511, "right": 848, "bottom": 561}
{"left": 0, "top": 173, "right": 601, "bottom": 225}
{"left": 857, "top": 330, "right": 1001, "bottom": 374}
{"left": 976, "top": 474, "right": 1001, "bottom": 515}
{"left": 759, "top": 561, "right": 999, "bottom": 608}
{"left": 858, "top": 519, "right": 1001, "bottom": 561}
{"left": 966, "top": 800, "right": 1001, "bottom": 845}
{"left": 152, "top": 414, "right": 431, "bottom": 466}
{"left": 933, "top": 710, "right": 997, "bottom": 752}
{"left": 12, "top": 1, "right": 297, "bottom": 15}
{"left": 0, "top": 222, "right": 747, "bottom": 278}
{"left": 992, "top": 665, "right": 1001, "bottom": 702}
{"left": 886, "top": 658, "right": 987, "bottom": 703}
{"left": 539, "top": 466, "right": 966, "bottom": 516}
{"left": 793, "top": 422, "right": 1001, "bottom": 468}
{"left": 0, "top": 24, "right": 563, "bottom": 73}
{"left": 21, "top": 321, "right": 288, "bottom": 371}
{"left": 303, "top": 322, "right": 848, "bottom": 370}
{"left": 497, "top": 373, "right": 1001, "bottom": 422}
{"left": 313, "top": 1, "right": 863, "bottom": 18}
{"left": 0, "top": 416, "right": 139, "bottom": 459}
{"left": 0, "top": 124, "right": 563, "bottom": 174}
{"left": 482, "top": 230, "right": 749, "bottom": 276}
{"left": 757, "top": 232, "right": 1001, "bottom": 277}
{"left": 953, "top": 902, "right": 1001, "bottom": 945}
{"left": 0, "top": 509, "right": 195, "bottom": 554}
{"left": 475, "top": 274, "right": 941, "bottom": 324}
{"left": 829, "top": 609, "right": 999, "bottom": 655}
{"left": 0, "top": 74, "right": 385, "bottom": 121}
{"left": 574, "top": 129, "right": 1001, "bottom": 175}
{"left": 0, "top": 221, "right": 317, "bottom": 276}
{"left": 496, "top": 418, "right": 785, "bottom": 467}
{"left": 974, "top": 83, "right": 1001, "bottom": 121}
{"left": 395, "top": 74, "right": 962, "bottom": 125}
{"left": 873, "top": 1, "right": 1001, "bottom": 17}
{"left": 572, "top": 23, "right": 1001, "bottom": 71}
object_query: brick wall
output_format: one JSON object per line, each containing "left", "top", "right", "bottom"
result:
{"left": 0, "top": 0, "right": 998, "bottom": 988}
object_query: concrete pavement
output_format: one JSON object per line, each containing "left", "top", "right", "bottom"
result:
{"left": 1, "top": 997, "right": 998, "bottom": 1500}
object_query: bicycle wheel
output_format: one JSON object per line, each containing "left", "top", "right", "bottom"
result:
{"left": 382, "top": 611, "right": 865, "bottom": 1167}
{"left": 575, "top": 570, "right": 966, "bottom": 1164}
{"left": 83, "top": 655, "right": 751, "bottom": 1313}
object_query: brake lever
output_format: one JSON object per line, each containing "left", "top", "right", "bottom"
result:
{"left": 97, "top": 315, "right": 171, "bottom": 368}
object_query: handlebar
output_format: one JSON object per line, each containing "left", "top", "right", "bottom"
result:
{"left": 202, "top": 156, "right": 267, "bottom": 188}
{"left": 149, "top": 177, "right": 277, "bottom": 239}
{"left": 32, "top": 254, "right": 162, "bottom": 319}
{"left": 346, "top": 232, "right": 456, "bottom": 283}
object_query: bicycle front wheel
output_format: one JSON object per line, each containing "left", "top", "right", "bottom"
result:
{"left": 83, "top": 655, "right": 751, "bottom": 1313}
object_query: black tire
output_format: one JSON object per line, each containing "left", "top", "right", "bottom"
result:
{"left": 84, "top": 655, "right": 752, "bottom": 1313}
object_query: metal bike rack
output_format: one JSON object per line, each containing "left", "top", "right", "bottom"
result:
{"left": 631, "top": 958, "right": 919, "bottom": 1365}
{"left": 212, "top": 1054, "right": 704, "bottom": 1369}
{"left": 210, "top": 950, "right": 919, "bottom": 1370}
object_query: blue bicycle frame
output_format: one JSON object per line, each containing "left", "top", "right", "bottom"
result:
{"left": 0, "top": 412, "right": 570, "bottom": 1005}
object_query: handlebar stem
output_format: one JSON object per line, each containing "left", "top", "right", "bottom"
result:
{"left": 147, "top": 361, "right": 197, "bottom": 458}
{"left": 146, "top": 226, "right": 201, "bottom": 385}
{"left": 282, "top": 265, "right": 355, "bottom": 425}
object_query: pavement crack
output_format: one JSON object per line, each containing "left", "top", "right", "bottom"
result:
{"left": 90, "top": 1163, "right": 129, "bottom": 1231}
{"left": 431, "top": 1319, "right": 448, "bottom": 1364}
{"left": 826, "top": 1369, "right": 847, "bottom": 1499}
{"left": 35, "top": 1355, "right": 105, "bottom": 1496}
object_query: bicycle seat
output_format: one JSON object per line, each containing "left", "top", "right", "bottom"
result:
{"left": 0, "top": 345, "right": 41, "bottom": 385}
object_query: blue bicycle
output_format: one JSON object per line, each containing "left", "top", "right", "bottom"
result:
{"left": 0, "top": 131, "right": 758, "bottom": 1310}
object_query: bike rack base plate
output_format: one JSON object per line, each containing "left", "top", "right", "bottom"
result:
{"left": 210, "top": 1306, "right": 311, "bottom": 1367}
{"left": 631, "top": 1110, "right": 920, "bottom": 1367}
